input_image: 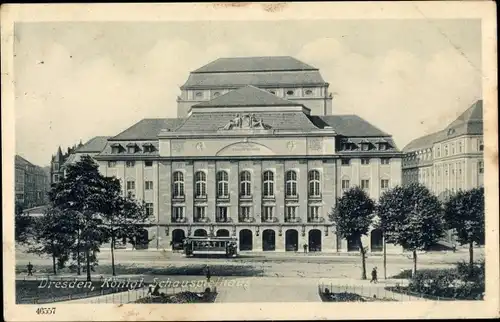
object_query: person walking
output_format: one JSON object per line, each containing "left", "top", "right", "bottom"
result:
{"left": 27, "top": 262, "right": 33, "bottom": 276}
{"left": 370, "top": 267, "right": 378, "bottom": 283}
{"left": 303, "top": 243, "right": 308, "bottom": 254}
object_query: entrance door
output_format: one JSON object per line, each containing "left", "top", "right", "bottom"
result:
{"left": 262, "top": 229, "right": 276, "bottom": 251}
{"left": 308, "top": 229, "right": 322, "bottom": 252}
{"left": 239, "top": 229, "right": 253, "bottom": 251}
{"left": 285, "top": 229, "right": 298, "bottom": 251}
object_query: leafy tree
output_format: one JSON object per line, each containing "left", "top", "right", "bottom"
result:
{"left": 15, "top": 202, "right": 33, "bottom": 244}
{"left": 444, "top": 187, "right": 484, "bottom": 272}
{"left": 49, "top": 155, "right": 112, "bottom": 281}
{"left": 377, "top": 183, "right": 444, "bottom": 277}
{"left": 28, "top": 206, "right": 75, "bottom": 275}
{"left": 329, "top": 186, "right": 375, "bottom": 280}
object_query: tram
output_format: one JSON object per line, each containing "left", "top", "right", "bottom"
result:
{"left": 183, "top": 236, "right": 238, "bottom": 258}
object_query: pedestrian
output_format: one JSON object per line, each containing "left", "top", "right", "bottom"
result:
{"left": 27, "top": 262, "right": 33, "bottom": 276}
{"left": 303, "top": 244, "right": 308, "bottom": 254}
{"left": 205, "top": 266, "right": 211, "bottom": 283}
{"left": 370, "top": 267, "right": 378, "bottom": 283}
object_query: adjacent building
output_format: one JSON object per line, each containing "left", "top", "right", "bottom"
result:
{"left": 15, "top": 155, "right": 49, "bottom": 209}
{"left": 78, "top": 56, "right": 404, "bottom": 253}
{"left": 402, "top": 100, "right": 484, "bottom": 198}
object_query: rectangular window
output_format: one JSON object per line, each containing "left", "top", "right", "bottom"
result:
{"left": 361, "top": 179, "right": 370, "bottom": 190}
{"left": 127, "top": 146, "right": 136, "bottom": 154}
{"left": 126, "top": 181, "right": 135, "bottom": 190}
{"left": 172, "top": 206, "right": 184, "bottom": 221}
{"left": 479, "top": 139, "right": 484, "bottom": 151}
{"left": 380, "top": 158, "right": 390, "bottom": 165}
{"left": 145, "top": 181, "right": 153, "bottom": 190}
{"left": 361, "top": 158, "right": 370, "bottom": 165}
{"left": 478, "top": 161, "right": 484, "bottom": 174}
{"left": 361, "top": 143, "right": 370, "bottom": 151}
{"left": 108, "top": 161, "right": 116, "bottom": 168}
{"left": 145, "top": 203, "right": 154, "bottom": 216}
{"left": 240, "top": 206, "right": 251, "bottom": 220}
{"left": 111, "top": 147, "right": 120, "bottom": 154}
{"left": 195, "top": 206, "right": 206, "bottom": 220}
{"left": 126, "top": 161, "right": 135, "bottom": 168}
{"left": 341, "top": 159, "right": 350, "bottom": 166}
{"left": 341, "top": 179, "right": 350, "bottom": 190}
{"left": 285, "top": 206, "right": 297, "bottom": 221}
{"left": 145, "top": 161, "right": 153, "bottom": 167}
{"left": 217, "top": 207, "right": 228, "bottom": 222}
{"left": 262, "top": 206, "right": 274, "bottom": 221}
{"left": 308, "top": 206, "right": 320, "bottom": 219}
{"left": 380, "top": 179, "right": 389, "bottom": 189}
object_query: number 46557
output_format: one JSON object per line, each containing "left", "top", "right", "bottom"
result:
{"left": 36, "top": 307, "right": 56, "bottom": 315}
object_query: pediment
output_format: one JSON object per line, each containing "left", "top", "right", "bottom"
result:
{"left": 216, "top": 141, "right": 275, "bottom": 156}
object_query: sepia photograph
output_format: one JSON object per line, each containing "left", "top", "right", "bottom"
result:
{"left": 2, "top": 2, "right": 498, "bottom": 321}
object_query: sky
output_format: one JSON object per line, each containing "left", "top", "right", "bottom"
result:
{"left": 14, "top": 19, "right": 482, "bottom": 167}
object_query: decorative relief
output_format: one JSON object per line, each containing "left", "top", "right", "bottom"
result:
{"left": 287, "top": 141, "right": 297, "bottom": 152}
{"left": 195, "top": 142, "right": 205, "bottom": 151}
{"left": 172, "top": 142, "right": 184, "bottom": 153}
{"left": 308, "top": 138, "right": 323, "bottom": 152}
{"left": 219, "top": 114, "right": 272, "bottom": 130}
{"left": 173, "top": 162, "right": 186, "bottom": 168}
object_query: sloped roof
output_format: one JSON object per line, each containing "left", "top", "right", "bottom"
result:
{"left": 174, "top": 111, "right": 320, "bottom": 132}
{"left": 181, "top": 71, "right": 326, "bottom": 89}
{"left": 192, "top": 85, "right": 302, "bottom": 108}
{"left": 74, "top": 136, "right": 111, "bottom": 153}
{"left": 111, "top": 118, "right": 185, "bottom": 140}
{"left": 193, "top": 56, "right": 318, "bottom": 73}
{"left": 403, "top": 100, "right": 483, "bottom": 152}
{"left": 15, "top": 155, "right": 33, "bottom": 167}
{"left": 313, "top": 115, "right": 390, "bottom": 137}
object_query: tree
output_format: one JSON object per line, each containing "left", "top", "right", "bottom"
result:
{"left": 377, "top": 183, "right": 444, "bottom": 277}
{"left": 15, "top": 202, "right": 33, "bottom": 244}
{"left": 49, "top": 155, "right": 112, "bottom": 282}
{"left": 28, "top": 207, "right": 75, "bottom": 275}
{"left": 329, "top": 187, "right": 375, "bottom": 280}
{"left": 444, "top": 187, "right": 484, "bottom": 272}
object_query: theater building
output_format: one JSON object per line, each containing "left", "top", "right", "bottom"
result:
{"left": 86, "top": 56, "right": 403, "bottom": 252}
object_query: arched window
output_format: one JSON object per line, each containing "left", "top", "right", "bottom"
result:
{"left": 194, "top": 171, "right": 206, "bottom": 197}
{"left": 216, "top": 171, "right": 229, "bottom": 197}
{"left": 286, "top": 90, "right": 294, "bottom": 96}
{"left": 173, "top": 171, "right": 184, "bottom": 197}
{"left": 263, "top": 171, "right": 274, "bottom": 197}
{"left": 308, "top": 170, "right": 321, "bottom": 196}
{"left": 285, "top": 170, "right": 297, "bottom": 197}
{"left": 239, "top": 171, "right": 252, "bottom": 197}
{"left": 305, "top": 89, "right": 313, "bottom": 96}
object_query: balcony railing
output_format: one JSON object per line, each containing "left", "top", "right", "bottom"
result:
{"left": 307, "top": 217, "right": 325, "bottom": 223}
{"left": 308, "top": 194, "right": 322, "bottom": 201}
{"left": 172, "top": 194, "right": 185, "bottom": 202}
{"left": 216, "top": 217, "right": 233, "bottom": 223}
{"left": 262, "top": 195, "right": 276, "bottom": 201}
{"left": 261, "top": 217, "right": 279, "bottom": 223}
{"left": 285, "top": 217, "right": 302, "bottom": 223}
{"left": 216, "top": 194, "right": 230, "bottom": 202}
{"left": 285, "top": 194, "right": 299, "bottom": 201}
{"left": 194, "top": 194, "right": 208, "bottom": 202}
{"left": 239, "top": 194, "right": 253, "bottom": 201}
{"left": 193, "top": 217, "right": 210, "bottom": 223}
{"left": 239, "top": 217, "right": 256, "bottom": 223}
{"left": 171, "top": 217, "right": 187, "bottom": 223}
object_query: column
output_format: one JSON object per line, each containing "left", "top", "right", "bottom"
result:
{"left": 253, "top": 161, "right": 262, "bottom": 221}
{"left": 275, "top": 162, "right": 285, "bottom": 222}
{"left": 185, "top": 162, "right": 194, "bottom": 223}
{"left": 157, "top": 161, "right": 172, "bottom": 224}
{"left": 298, "top": 161, "right": 308, "bottom": 222}
{"left": 371, "top": 158, "right": 380, "bottom": 199}
{"left": 207, "top": 161, "right": 216, "bottom": 222}
{"left": 322, "top": 160, "right": 335, "bottom": 219}
{"left": 229, "top": 161, "right": 239, "bottom": 222}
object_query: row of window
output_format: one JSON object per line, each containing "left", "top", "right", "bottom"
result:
{"left": 171, "top": 205, "right": 322, "bottom": 223}
{"left": 110, "top": 143, "right": 156, "bottom": 154}
{"left": 340, "top": 142, "right": 391, "bottom": 152}
{"left": 109, "top": 160, "right": 153, "bottom": 168}
{"left": 340, "top": 179, "right": 389, "bottom": 190}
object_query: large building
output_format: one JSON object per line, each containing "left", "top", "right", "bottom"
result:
{"left": 402, "top": 100, "right": 484, "bottom": 199}
{"left": 15, "top": 155, "right": 49, "bottom": 209}
{"left": 75, "top": 56, "right": 404, "bottom": 253}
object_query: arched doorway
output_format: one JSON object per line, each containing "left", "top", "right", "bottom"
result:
{"left": 262, "top": 229, "right": 275, "bottom": 251}
{"left": 172, "top": 229, "right": 185, "bottom": 250}
{"left": 285, "top": 229, "right": 298, "bottom": 251}
{"left": 216, "top": 229, "right": 230, "bottom": 237}
{"left": 308, "top": 229, "right": 322, "bottom": 252}
{"left": 135, "top": 228, "right": 149, "bottom": 250}
{"left": 194, "top": 229, "right": 207, "bottom": 237}
{"left": 239, "top": 229, "right": 253, "bottom": 251}
{"left": 347, "top": 236, "right": 358, "bottom": 252}
{"left": 370, "top": 229, "right": 383, "bottom": 252}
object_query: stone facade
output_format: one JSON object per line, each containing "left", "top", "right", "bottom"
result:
{"left": 15, "top": 155, "right": 49, "bottom": 209}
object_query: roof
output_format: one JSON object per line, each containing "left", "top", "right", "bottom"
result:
{"left": 403, "top": 99, "right": 483, "bottom": 152}
{"left": 192, "top": 56, "right": 318, "bottom": 73}
{"left": 15, "top": 155, "right": 33, "bottom": 167}
{"left": 111, "top": 118, "right": 185, "bottom": 140}
{"left": 192, "top": 85, "right": 302, "bottom": 108}
{"left": 181, "top": 70, "right": 326, "bottom": 89}
{"left": 74, "top": 136, "right": 111, "bottom": 153}
{"left": 312, "top": 115, "right": 390, "bottom": 137}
